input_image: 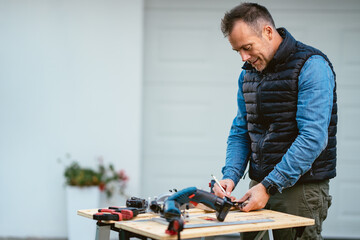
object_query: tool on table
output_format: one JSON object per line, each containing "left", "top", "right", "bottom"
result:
{"left": 94, "top": 208, "right": 136, "bottom": 221}
{"left": 109, "top": 206, "right": 146, "bottom": 214}
{"left": 93, "top": 199, "right": 149, "bottom": 222}
{"left": 99, "top": 207, "right": 141, "bottom": 219}
{"left": 163, "top": 186, "right": 233, "bottom": 222}
{"left": 126, "top": 196, "right": 148, "bottom": 209}
{"left": 93, "top": 211, "right": 123, "bottom": 221}
{"left": 149, "top": 190, "right": 176, "bottom": 214}
{"left": 149, "top": 200, "right": 163, "bottom": 213}
{"left": 162, "top": 186, "right": 235, "bottom": 238}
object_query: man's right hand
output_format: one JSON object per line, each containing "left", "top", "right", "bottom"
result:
{"left": 212, "top": 179, "right": 235, "bottom": 200}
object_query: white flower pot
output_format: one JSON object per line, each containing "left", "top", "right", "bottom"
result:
{"left": 66, "top": 185, "right": 100, "bottom": 240}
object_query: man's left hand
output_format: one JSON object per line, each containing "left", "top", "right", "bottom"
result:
{"left": 235, "top": 183, "right": 270, "bottom": 212}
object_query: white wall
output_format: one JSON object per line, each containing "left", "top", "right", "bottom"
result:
{"left": 142, "top": 0, "right": 360, "bottom": 238}
{"left": 0, "top": 0, "right": 143, "bottom": 238}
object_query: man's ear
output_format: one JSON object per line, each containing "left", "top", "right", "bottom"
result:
{"left": 263, "top": 25, "right": 273, "bottom": 40}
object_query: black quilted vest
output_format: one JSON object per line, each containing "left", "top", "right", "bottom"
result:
{"left": 242, "top": 28, "right": 337, "bottom": 183}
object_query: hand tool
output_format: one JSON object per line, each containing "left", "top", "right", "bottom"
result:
{"left": 126, "top": 196, "right": 148, "bottom": 209}
{"left": 98, "top": 207, "right": 140, "bottom": 219}
{"left": 109, "top": 206, "right": 145, "bottom": 214}
{"left": 93, "top": 212, "right": 123, "bottom": 221}
{"left": 238, "top": 200, "right": 249, "bottom": 209}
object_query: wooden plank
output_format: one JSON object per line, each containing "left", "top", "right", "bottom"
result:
{"left": 77, "top": 208, "right": 156, "bottom": 222}
{"left": 114, "top": 209, "right": 315, "bottom": 240}
{"left": 77, "top": 208, "right": 207, "bottom": 222}
{"left": 77, "top": 208, "right": 314, "bottom": 239}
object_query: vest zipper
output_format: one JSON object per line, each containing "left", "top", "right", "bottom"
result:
{"left": 256, "top": 74, "right": 267, "bottom": 168}
{"left": 258, "top": 129, "right": 268, "bottom": 168}
{"left": 256, "top": 81, "right": 262, "bottom": 119}
{"left": 256, "top": 74, "right": 266, "bottom": 122}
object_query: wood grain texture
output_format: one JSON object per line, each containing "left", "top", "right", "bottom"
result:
{"left": 77, "top": 208, "right": 314, "bottom": 240}
{"left": 115, "top": 209, "right": 314, "bottom": 239}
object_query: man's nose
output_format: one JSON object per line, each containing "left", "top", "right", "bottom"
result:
{"left": 240, "top": 50, "right": 251, "bottom": 62}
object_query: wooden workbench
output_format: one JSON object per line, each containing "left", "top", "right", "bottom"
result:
{"left": 78, "top": 208, "right": 314, "bottom": 240}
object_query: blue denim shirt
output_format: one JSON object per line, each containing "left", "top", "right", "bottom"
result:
{"left": 222, "top": 55, "right": 335, "bottom": 193}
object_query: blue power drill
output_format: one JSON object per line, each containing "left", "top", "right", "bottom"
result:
{"left": 162, "top": 187, "right": 234, "bottom": 236}
{"left": 163, "top": 186, "right": 233, "bottom": 232}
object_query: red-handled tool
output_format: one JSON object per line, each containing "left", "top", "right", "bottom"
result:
{"left": 109, "top": 206, "right": 145, "bottom": 214}
{"left": 93, "top": 212, "right": 123, "bottom": 221}
{"left": 98, "top": 207, "right": 140, "bottom": 220}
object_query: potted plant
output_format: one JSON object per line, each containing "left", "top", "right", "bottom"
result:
{"left": 59, "top": 154, "right": 129, "bottom": 240}
{"left": 63, "top": 156, "right": 129, "bottom": 199}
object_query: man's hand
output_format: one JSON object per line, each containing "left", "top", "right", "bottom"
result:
{"left": 236, "top": 183, "right": 270, "bottom": 212}
{"left": 212, "top": 179, "right": 235, "bottom": 201}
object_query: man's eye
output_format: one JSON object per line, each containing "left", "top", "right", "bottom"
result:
{"left": 244, "top": 46, "right": 251, "bottom": 50}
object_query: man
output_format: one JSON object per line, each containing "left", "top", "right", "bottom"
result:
{"left": 213, "top": 3, "right": 337, "bottom": 239}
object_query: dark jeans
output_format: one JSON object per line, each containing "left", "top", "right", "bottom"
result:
{"left": 241, "top": 180, "right": 332, "bottom": 240}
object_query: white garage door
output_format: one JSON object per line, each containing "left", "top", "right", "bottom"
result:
{"left": 142, "top": 0, "right": 360, "bottom": 238}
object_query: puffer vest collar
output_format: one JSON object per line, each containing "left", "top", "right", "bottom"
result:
{"left": 242, "top": 28, "right": 296, "bottom": 73}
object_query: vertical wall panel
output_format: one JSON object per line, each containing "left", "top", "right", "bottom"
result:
{"left": 143, "top": 0, "right": 360, "bottom": 238}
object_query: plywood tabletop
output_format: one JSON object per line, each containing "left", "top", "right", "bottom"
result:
{"left": 78, "top": 208, "right": 314, "bottom": 240}
{"left": 114, "top": 209, "right": 314, "bottom": 240}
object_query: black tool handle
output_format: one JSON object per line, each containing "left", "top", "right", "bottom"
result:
{"left": 190, "top": 189, "right": 224, "bottom": 211}
{"left": 93, "top": 212, "right": 122, "bottom": 221}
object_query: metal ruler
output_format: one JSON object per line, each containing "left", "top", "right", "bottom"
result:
{"left": 151, "top": 217, "right": 274, "bottom": 228}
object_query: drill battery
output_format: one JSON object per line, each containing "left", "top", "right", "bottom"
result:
{"left": 126, "top": 196, "right": 148, "bottom": 209}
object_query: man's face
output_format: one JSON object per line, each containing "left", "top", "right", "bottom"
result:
{"left": 228, "top": 20, "right": 274, "bottom": 72}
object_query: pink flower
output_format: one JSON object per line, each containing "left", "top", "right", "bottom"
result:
{"left": 99, "top": 182, "right": 106, "bottom": 191}
{"left": 118, "top": 169, "right": 129, "bottom": 182}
